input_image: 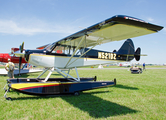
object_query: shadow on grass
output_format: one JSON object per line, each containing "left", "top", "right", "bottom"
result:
{"left": 114, "top": 84, "right": 138, "bottom": 90}
{"left": 10, "top": 91, "right": 109, "bottom": 100}
{"left": 10, "top": 91, "right": 138, "bottom": 118}
{"left": 61, "top": 92, "right": 138, "bottom": 118}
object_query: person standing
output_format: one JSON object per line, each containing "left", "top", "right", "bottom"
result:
{"left": 143, "top": 62, "right": 146, "bottom": 71}
{"left": 5, "top": 59, "right": 15, "bottom": 78}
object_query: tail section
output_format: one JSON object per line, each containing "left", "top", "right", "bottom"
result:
{"left": 80, "top": 39, "right": 143, "bottom": 62}
{"left": 118, "top": 39, "right": 135, "bottom": 55}
{"left": 117, "top": 39, "right": 135, "bottom": 61}
{"left": 117, "top": 39, "right": 143, "bottom": 61}
{"left": 134, "top": 47, "right": 141, "bottom": 61}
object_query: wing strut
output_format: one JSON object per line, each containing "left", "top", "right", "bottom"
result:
{"left": 65, "top": 37, "right": 102, "bottom": 68}
{"left": 64, "top": 35, "right": 86, "bottom": 68}
{"left": 66, "top": 43, "right": 98, "bottom": 68}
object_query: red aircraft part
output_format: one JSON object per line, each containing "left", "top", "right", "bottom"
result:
{"left": 0, "top": 53, "right": 27, "bottom": 63}
{"left": 11, "top": 48, "right": 20, "bottom": 53}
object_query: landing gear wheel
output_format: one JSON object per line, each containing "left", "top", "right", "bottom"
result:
{"left": 74, "top": 91, "right": 80, "bottom": 96}
{"left": 6, "top": 97, "right": 12, "bottom": 101}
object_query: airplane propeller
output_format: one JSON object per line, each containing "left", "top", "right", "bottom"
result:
{"left": 20, "top": 42, "right": 24, "bottom": 52}
{"left": 18, "top": 42, "right": 24, "bottom": 76}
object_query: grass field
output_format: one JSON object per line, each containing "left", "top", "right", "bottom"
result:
{"left": 0, "top": 68, "right": 166, "bottom": 120}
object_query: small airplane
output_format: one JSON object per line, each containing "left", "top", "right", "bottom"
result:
{"left": 118, "top": 62, "right": 131, "bottom": 67}
{"left": 0, "top": 47, "right": 42, "bottom": 75}
{"left": 0, "top": 48, "right": 27, "bottom": 63}
{"left": 4, "top": 15, "right": 163, "bottom": 100}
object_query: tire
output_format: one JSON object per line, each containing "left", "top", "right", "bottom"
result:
{"left": 74, "top": 91, "right": 80, "bottom": 96}
{"left": 6, "top": 97, "right": 12, "bottom": 101}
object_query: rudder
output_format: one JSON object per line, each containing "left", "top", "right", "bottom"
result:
{"left": 134, "top": 47, "right": 141, "bottom": 61}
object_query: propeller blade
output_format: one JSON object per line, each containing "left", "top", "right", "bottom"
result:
{"left": 19, "top": 57, "right": 22, "bottom": 76}
{"left": 19, "top": 44, "right": 21, "bottom": 52}
{"left": 15, "top": 42, "right": 25, "bottom": 57}
{"left": 21, "top": 42, "right": 24, "bottom": 53}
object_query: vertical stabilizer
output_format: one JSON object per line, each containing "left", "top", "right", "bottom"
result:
{"left": 118, "top": 39, "right": 135, "bottom": 55}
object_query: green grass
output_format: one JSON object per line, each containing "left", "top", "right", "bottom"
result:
{"left": 1, "top": 68, "right": 166, "bottom": 119}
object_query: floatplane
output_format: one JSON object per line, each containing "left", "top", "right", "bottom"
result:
{"left": 4, "top": 15, "right": 163, "bottom": 100}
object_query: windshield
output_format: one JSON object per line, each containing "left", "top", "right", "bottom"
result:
{"left": 44, "top": 42, "right": 56, "bottom": 52}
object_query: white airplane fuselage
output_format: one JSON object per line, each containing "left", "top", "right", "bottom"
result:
{"left": 28, "top": 54, "right": 117, "bottom": 69}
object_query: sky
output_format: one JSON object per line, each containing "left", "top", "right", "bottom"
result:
{"left": 0, "top": 0, "right": 166, "bottom": 64}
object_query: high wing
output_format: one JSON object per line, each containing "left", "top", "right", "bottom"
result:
{"left": 14, "top": 15, "right": 163, "bottom": 68}
{"left": 49, "top": 15, "right": 163, "bottom": 50}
